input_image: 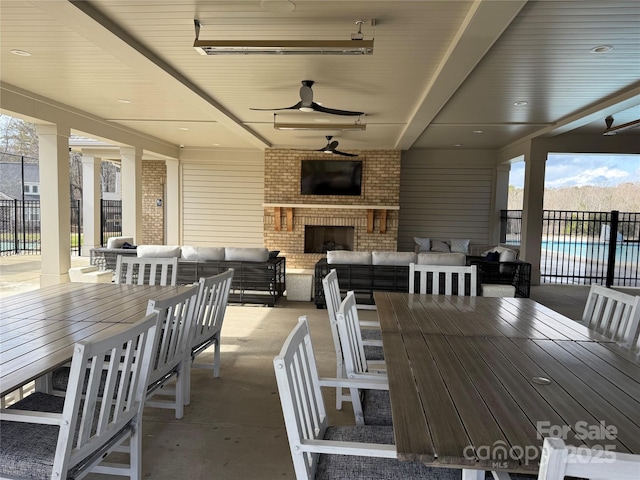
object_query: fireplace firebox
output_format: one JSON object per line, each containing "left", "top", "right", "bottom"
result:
{"left": 304, "top": 226, "right": 354, "bottom": 253}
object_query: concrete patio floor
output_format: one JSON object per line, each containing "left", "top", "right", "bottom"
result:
{"left": 1, "top": 253, "right": 634, "bottom": 479}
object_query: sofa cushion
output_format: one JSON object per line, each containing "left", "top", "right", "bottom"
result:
{"left": 430, "top": 240, "right": 451, "bottom": 253}
{"left": 417, "top": 252, "right": 466, "bottom": 266}
{"left": 482, "top": 245, "right": 519, "bottom": 259}
{"left": 450, "top": 238, "right": 470, "bottom": 254}
{"left": 136, "top": 245, "right": 181, "bottom": 258}
{"left": 106, "top": 236, "right": 134, "bottom": 249}
{"left": 181, "top": 246, "right": 225, "bottom": 261}
{"left": 327, "top": 251, "right": 372, "bottom": 265}
{"left": 413, "top": 237, "right": 431, "bottom": 253}
{"left": 372, "top": 252, "right": 417, "bottom": 266}
{"left": 224, "top": 247, "right": 269, "bottom": 262}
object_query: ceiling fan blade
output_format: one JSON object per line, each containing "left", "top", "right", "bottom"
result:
{"left": 333, "top": 150, "right": 358, "bottom": 157}
{"left": 327, "top": 140, "right": 339, "bottom": 150}
{"left": 313, "top": 103, "right": 364, "bottom": 116}
{"left": 250, "top": 101, "right": 302, "bottom": 111}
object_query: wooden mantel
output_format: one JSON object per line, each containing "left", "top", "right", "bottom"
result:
{"left": 264, "top": 203, "right": 399, "bottom": 234}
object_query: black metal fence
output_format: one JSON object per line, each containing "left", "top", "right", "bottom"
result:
{"left": 100, "top": 199, "right": 122, "bottom": 246}
{"left": 0, "top": 199, "right": 119, "bottom": 255}
{"left": 501, "top": 210, "right": 640, "bottom": 287}
{"left": 0, "top": 200, "right": 42, "bottom": 254}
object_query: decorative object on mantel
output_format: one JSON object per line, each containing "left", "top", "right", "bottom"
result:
{"left": 267, "top": 204, "right": 397, "bottom": 234}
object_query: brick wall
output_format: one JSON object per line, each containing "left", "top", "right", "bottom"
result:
{"left": 141, "top": 160, "right": 165, "bottom": 244}
{"left": 264, "top": 149, "right": 401, "bottom": 269}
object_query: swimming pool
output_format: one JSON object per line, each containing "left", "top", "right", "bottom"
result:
{"left": 541, "top": 240, "right": 639, "bottom": 264}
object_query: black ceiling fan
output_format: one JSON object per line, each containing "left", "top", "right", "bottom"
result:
{"left": 603, "top": 115, "right": 640, "bottom": 135}
{"left": 314, "top": 136, "right": 358, "bottom": 157}
{"left": 250, "top": 80, "right": 364, "bottom": 116}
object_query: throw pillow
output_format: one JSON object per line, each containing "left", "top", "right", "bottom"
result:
{"left": 485, "top": 251, "right": 500, "bottom": 262}
{"left": 450, "top": 238, "right": 470, "bottom": 254}
{"left": 413, "top": 237, "right": 431, "bottom": 252}
{"left": 430, "top": 240, "right": 451, "bottom": 253}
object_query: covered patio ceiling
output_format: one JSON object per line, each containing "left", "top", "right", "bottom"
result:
{"left": 1, "top": 0, "right": 639, "bottom": 157}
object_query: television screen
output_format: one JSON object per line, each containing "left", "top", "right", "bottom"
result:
{"left": 300, "top": 160, "right": 362, "bottom": 196}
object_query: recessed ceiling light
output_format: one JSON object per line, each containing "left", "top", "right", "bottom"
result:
{"left": 211, "top": 143, "right": 220, "bottom": 146}
{"left": 453, "top": 143, "right": 463, "bottom": 147}
{"left": 117, "top": 99, "right": 132, "bottom": 104}
{"left": 590, "top": 45, "right": 613, "bottom": 54}
{"left": 513, "top": 101, "right": 528, "bottom": 106}
{"left": 473, "top": 130, "right": 483, "bottom": 134}
{"left": 10, "top": 49, "right": 31, "bottom": 56}
{"left": 179, "top": 127, "right": 190, "bottom": 131}
{"left": 260, "top": 0, "right": 295, "bottom": 12}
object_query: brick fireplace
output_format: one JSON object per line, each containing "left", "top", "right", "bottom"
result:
{"left": 264, "top": 149, "right": 401, "bottom": 269}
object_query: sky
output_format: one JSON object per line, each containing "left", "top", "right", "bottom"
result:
{"left": 509, "top": 153, "right": 640, "bottom": 189}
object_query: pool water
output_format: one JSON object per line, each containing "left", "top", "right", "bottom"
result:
{"left": 541, "top": 241, "right": 639, "bottom": 264}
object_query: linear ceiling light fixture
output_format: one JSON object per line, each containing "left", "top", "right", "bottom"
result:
{"left": 193, "top": 19, "right": 374, "bottom": 55}
{"left": 273, "top": 114, "right": 366, "bottom": 131}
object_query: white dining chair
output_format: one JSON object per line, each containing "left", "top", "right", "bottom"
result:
{"left": 322, "top": 269, "right": 383, "bottom": 410}
{"left": 273, "top": 316, "right": 461, "bottom": 480}
{"left": 49, "top": 285, "right": 200, "bottom": 420}
{"left": 537, "top": 437, "right": 640, "bottom": 480}
{"left": 190, "top": 269, "right": 234, "bottom": 375}
{"left": 409, "top": 262, "right": 478, "bottom": 296}
{"left": 115, "top": 255, "right": 179, "bottom": 286}
{"left": 182, "top": 270, "right": 234, "bottom": 406}
{"left": 144, "top": 284, "right": 200, "bottom": 419}
{"left": 335, "top": 290, "right": 391, "bottom": 426}
{"left": 0, "top": 312, "right": 160, "bottom": 480}
{"left": 581, "top": 284, "right": 640, "bottom": 344}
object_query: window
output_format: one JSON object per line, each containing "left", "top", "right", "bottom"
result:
{"left": 23, "top": 183, "right": 40, "bottom": 195}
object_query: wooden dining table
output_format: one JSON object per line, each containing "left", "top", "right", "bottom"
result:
{"left": 373, "top": 291, "right": 640, "bottom": 478}
{"left": 1, "top": 282, "right": 186, "bottom": 397}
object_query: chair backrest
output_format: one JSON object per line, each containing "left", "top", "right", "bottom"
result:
{"left": 336, "top": 290, "right": 370, "bottom": 377}
{"left": 55, "top": 312, "right": 159, "bottom": 478}
{"left": 409, "top": 263, "right": 477, "bottom": 296}
{"left": 537, "top": 437, "right": 640, "bottom": 480}
{"left": 115, "top": 255, "right": 179, "bottom": 286}
{"left": 191, "top": 269, "right": 234, "bottom": 351}
{"left": 273, "top": 316, "right": 328, "bottom": 480}
{"left": 322, "top": 269, "right": 345, "bottom": 364}
{"left": 146, "top": 285, "right": 200, "bottom": 385}
{"left": 582, "top": 284, "right": 640, "bottom": 344}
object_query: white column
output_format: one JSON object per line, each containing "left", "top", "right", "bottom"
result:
{"left": 37, "top": 124, "right": 71, "bottom": 286}
{"left": 520, "top": 139, "right": 548, "bottom": 285}
{"left": 492, "top": 163, "right": 511, "bottom": 245}
{"left": 165, "top": 158, "right": 180, "bottom": 245}
{"left": 120, "top": 146, "right": 143, "bottom": 244}
{"left": 81, "top": 155, "right": 102, "bottom": 255}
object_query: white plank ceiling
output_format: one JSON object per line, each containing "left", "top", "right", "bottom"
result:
{"left": 1, "top": 0, "right": 638, "bottom": 155}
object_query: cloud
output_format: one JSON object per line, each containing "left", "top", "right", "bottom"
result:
{"left": 545, "top": 166, "right": 629, "bottom": 188}
{"left": 509, "top": 154, "right": 640, "bottom": 188}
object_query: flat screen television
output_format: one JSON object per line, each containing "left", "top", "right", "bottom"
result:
{"left": 300, "top": 159, "right": 362, "bottom": 196}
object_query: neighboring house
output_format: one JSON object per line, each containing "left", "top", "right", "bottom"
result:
{"left": 0, "top": 162, "right": 40, "bottom": 201}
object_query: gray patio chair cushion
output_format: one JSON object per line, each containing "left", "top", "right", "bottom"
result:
{"left": 0, "top": 392, "right": 131, "bottom": 480}
{"left": 362, "top": 328, "right": 384, "bottom": 360}
{"left": 316, "top": 425, "right": 461, "bottom": 480}
{"left": 363, "top": 389, "right": 393, "bottom": 426}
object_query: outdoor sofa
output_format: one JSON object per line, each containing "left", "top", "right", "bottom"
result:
{"left": 90, "top": 238, "right": 285, "bottom": 306}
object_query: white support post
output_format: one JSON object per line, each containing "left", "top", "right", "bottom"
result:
{"left": 120, "top": 146, "right": 143, "bottom": 244}
{"left": 165, "top": 158, "right": 180, "bottom": 245}
{"left": 37, "top": 123, "right": 71, "bottom": 286}
{"left": 81, "top": 155, "right": 102, "bottom": 254}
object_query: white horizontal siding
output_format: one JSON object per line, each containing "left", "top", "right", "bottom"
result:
{"left": 181, "top": 152, "right": 264, "bottom": 247}
{"left": 398, "top": 151, "right": 497, "bottom": 252}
